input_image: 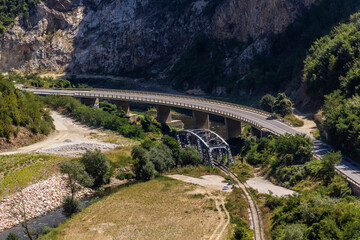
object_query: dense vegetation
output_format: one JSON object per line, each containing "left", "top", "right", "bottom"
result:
{"left": 304, "top": 13, "right": 360, "bottom": 99}
{"left": 0, "top": 0, "right": 39, "bottom": 33}
{"left": 300, "top": 12, "right": 360, "bottom": 160}
{"left": 244, "top": 0, "right": 360, "bottom": 93}
{"left": 132, "top": 137, "right": 202, "bottom": 181}
{"left": 239, "top": 134, "right": 360, "bottom": 239}
{"left": 13, "top": 73, "right": 72, "bottom": 88}
{"left": 0, "top": 74, "right": 54, "bottom": 140}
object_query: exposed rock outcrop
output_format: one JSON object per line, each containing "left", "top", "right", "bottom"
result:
{"left": 0, "top": 0, "right": 318, "bottom": 82}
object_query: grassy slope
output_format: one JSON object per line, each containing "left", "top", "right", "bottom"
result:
{"left": 40, "top": 176, "right": 220, "bottom": 240}
{"left": 0, "top": 154, "right": 69, "bottom": 198}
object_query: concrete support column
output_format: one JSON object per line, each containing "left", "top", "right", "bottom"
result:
{"left": 225, "top": 118, "right": 242, "bottom": 140}
{"left": 81, "top": 97, "right": 99, "bottom": 107}
{"left": 157, "top": 105, "right": 172, "bottom": 124}
{"left": 115, "top": 100, "right": 130, "bottom": 115}
{"left": 193, "top": 110, "right": 210, "bottom": 129}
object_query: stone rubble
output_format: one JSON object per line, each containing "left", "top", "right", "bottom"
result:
{"left": 37, "top": 142, "right": 118, "bottom": 156}
{"left": 0, "top": 174, "right": 93, "bottom": 232}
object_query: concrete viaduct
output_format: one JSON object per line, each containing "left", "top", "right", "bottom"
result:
{"left": 21, "top": 87, "right": 360, "bottom": 195}
{"left": 23, "top": 87, "right": 299, "bottom": 139}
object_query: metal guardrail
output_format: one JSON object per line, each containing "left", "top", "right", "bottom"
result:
{"left": 27, "top": 87, "right": 293, "bottom": 132}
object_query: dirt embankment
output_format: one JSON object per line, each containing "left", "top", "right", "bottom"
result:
{"left": 0, "top": 111, "right": 132, "bottom": 156}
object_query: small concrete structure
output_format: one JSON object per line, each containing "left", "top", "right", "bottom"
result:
{"left": 193, "top": 110, "right": 210, "bottom": 129}
{"left": 225, "top": 118, "right": 242, "bottom": 140}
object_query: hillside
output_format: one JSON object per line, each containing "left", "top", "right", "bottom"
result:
{"left": 0, "top": 0, "right": 317, "bottom": 95}
{"left": 0, "top": 74, "right": 54, "bottom": 149}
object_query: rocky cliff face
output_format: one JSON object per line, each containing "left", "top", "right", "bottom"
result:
{"left": 0, "top": 0, "right": 317, "bottom": 86}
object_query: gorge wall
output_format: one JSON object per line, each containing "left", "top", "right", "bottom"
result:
{"left": 0, "top": 0, "right": 318, "bottom": 91}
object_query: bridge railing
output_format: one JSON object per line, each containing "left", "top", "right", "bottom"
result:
{"left": 71, "top": 90, "right": 268, "bottom": 130}
{"left": 26, "top": 86, "right": 293, "bottom": 127}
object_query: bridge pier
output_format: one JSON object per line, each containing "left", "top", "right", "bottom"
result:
{"left": 115, "top": 100, "right": 138, "bottom": 123}
{"left": 80, "top": 97, "right": 99, "bottom": 107}
{"left": 225, "top": 118, "right": 242, "bottom": 140}
{"left": 115, "top": 100, "right": 130, "bottom": 115}
{"left": 193, "top": 110, "right": 210, "bottom": 129}
{"left": 251, "top": 127, "right": 271, "bottom": 138}
{"left": 157, "top": 105, "right": 172, "bottom": 124}
{"left": 157, "top": 105, "right": 184, "bottom": 129}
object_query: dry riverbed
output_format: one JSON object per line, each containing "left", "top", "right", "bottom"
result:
{"left": 0, "top": 111, "right": 133, "bottom": 156}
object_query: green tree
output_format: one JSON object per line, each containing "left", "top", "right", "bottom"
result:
{"left": 178, "top": 146, "right": 202, "bottom": 166}
{"left": 259, "top": 94, "right": 275, "bottom": 112}
{"left": 273, "top": 93, "right": 293, "bottom": 117}
{"left": 62, "top": 196, "right": 83, "bottom": 217}
{"left": 162, "top": 135, "right": 180, "bottom": 162}
{"left": 60, "top": 161, "right": 94, "bottom": 198}
{"left": 137, "top": 159, "right": 155, "bottom": 181}
{"left": 320, "top": 151, "right": 342, "bottom": 183}
{"left": 149, "top": 143, "right": 174, "bottom": 173}
{"left": 274, "top": 134, "right": 313, "bottom": 166}
{"left": 81, "top": 150, "right": 110, "bottom": 188}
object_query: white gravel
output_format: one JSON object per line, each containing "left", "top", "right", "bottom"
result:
{"left": 37, "top": 142, "right": 118, "bottom": 156}
{"left": 0, "top": 174, "right": 93, "bottom": 232}
{"left": 246, "top": 177, "right": 295, "bottom": 197}
{"left": 167, "top": 175, "right": 232, "bottom": 192}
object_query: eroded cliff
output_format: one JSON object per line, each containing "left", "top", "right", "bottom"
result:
{"left": 0, "top": 0, "right": 317, "bottom": 90}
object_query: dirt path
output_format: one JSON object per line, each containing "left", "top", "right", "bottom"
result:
{"left": 0, "top": 111, "right": 121, "bottom": 156}
{"left": 168, "top": 175, "right": 231, "bottom": 240}
{"left": 293, "top": 109, "right": 318, "bottom": 138}
{"left": 246, "top": 177, "right": 295, "bottom": 197}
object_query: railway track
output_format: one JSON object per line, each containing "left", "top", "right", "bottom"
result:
{"left": 213, "top": 162, "right": 264, "bottom": 240}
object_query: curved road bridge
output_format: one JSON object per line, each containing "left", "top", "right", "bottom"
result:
{"left": 20, "top": 86, "right": 360, "bottom": 195}
{"left": 176, "top": 129, "right": 234, "bottom": 167}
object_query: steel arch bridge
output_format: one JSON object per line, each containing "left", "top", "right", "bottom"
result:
{"left": 176, "top": 129, "right": 234, "bottom": 167}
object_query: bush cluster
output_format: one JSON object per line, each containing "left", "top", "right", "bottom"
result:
{"left": 132, "top": 136, "right": 202, "bottom": 181}
{"left": 259, "top": 93, "right": 293, "bottom": 117}
{"left": 0, "top": 74, "right": 54, "bottom": 140}
{"left": 60, "top": 150, "right": 111, "bottom": 216}
{"left": 240, "top": 134, "right": 358, "bottom": 239}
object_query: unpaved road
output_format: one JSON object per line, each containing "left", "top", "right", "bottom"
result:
{"left": 168, "top": 175, "right": 231, "bottom": 240}
{"left": 0, "top": 111, "right": 118, "bottom": 156}
{"left": 246, "top": 177, "right": 295, "bottom": 197}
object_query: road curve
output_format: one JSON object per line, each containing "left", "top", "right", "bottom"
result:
{"left": 22, "top": 87, "right": 360, "bottom": 187}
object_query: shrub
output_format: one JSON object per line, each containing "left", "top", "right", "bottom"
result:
{"left": 6, "top": 233, "right": 18, "bottom": 240}
{"left": 60, "top": 161, "right": 94, "bottom": 197}
{"left": 116, "top": 172, "right": 135, "bottom": 180}
{"left": 178, "top": 146, "right": 202, "bottom": 166}
{"left": 149, "top": 143, "right": 174, "bottom": 173}
{"left": 137, "top": 160, "right": 155, "bottom": 181}
{"left": 42, "top": 226, "right": 54, "bottom": 235}
{"left": 259, "top": 94, "right": 275, "bottom": 112}
{"left": 162, "top": 135, "right": 180, "bottom": 160}
{"left": 273, "top": 93, "right": 293, "bottom": 117}
{"left": 82, "top": 150, "right": 111, "bottom": 188}
{"left": 62, "top": 196, "right": 82, "bottom": 217}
